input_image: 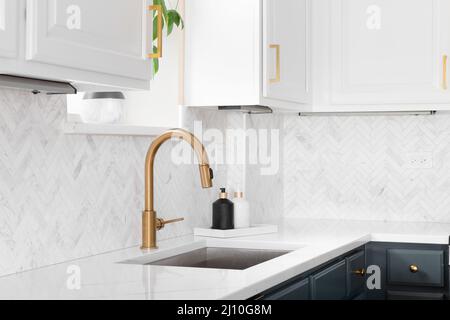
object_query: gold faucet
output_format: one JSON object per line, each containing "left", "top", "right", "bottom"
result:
{"left": 141, "top": 129, "right": 213, "bottom": 249}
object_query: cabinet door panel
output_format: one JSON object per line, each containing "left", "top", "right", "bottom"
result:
{"left": 311, "top": 260, "right": 347, "bottom": 300}
{"left": 0, "top": 0, "right": 18, "bottom": 58}
{"left": 264, "top": 278, "right": 310, "bottom": 300}
{"left": 184, "top": 0, "right": 260, "bottom": 107}
{"left": 346, "top": 250, "right": 366, "bottom": 298}
{"left": 26, "top": 0, "right": 151, "bottom": 80}
{"left": 264, "top": 0, "right": 310, "bottom": 104}
{"left": 331, "top": 0, "right": 444, "bottom": 104}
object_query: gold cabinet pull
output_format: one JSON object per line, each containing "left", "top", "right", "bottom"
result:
{"left": 352, "top": 269, "right": 366, "bottom": 277}
{"left": 409, "top": 265, "right": 419, "bottom": 273}
{"left": 148, "top": 5, "right": 163, "bottom": 59}
{"left": 443, "top": 55, "right": 448, "bottom": 90}
{"left": 269, "top": 44, "right": 281, "bottom": 84}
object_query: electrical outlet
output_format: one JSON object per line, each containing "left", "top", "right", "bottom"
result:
{"left": 406, "top": 152, "right": 433, "bottom": 169}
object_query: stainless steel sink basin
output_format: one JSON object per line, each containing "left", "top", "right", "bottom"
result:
{"left": 146, "top": 247, "right": 291, "bottom": 270}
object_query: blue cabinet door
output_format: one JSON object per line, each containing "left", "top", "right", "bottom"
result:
{"left": 346, "top": 250, "right": 366, "bottom": 298}
{"left": 311, "top": 260, "right": 347, "bottom": 300}
{"left": 264, "top": 278, "right": 310, "bottom": 300}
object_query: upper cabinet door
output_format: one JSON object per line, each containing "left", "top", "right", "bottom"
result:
{"left": 264, "top": 0, "right": 311, "bottom": 104}
{"left": 330, "top": 0, "right": 448, "bottom": 105}
{"left": 26, "top": 0, "right": 151, "bottom": 80}
{"left": 0, "top": 0, "right": 18, "bottom": 59}
{"left": 184, "top": 0, "right": 261, "bottom": 107}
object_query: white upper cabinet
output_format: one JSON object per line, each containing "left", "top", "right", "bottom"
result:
{"left": 26, "top": 0, "right": 150, "bottom": 81}
{"left": 328, "top": 0, "right": 449, "bottom": 107}
{"left": 184, "top": 0, "right": 261, "bottom": 107}
{"left": 185, "top": 0, "right": 450, "bottom": 111}
{"left": 0, "top": 0, "right": 153, "bottom": 91}
{"left": 263, "top": 0, "right": 310, "bottom": 105}
{"left": 184, "top": 0, "right": 311, "bottom": 110}
{"left": 0, "top": 0, "right": 18, "bottom": 59}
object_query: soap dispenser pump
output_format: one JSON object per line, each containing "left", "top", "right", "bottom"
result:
{"left": 212, "top": 188, "right": 234, "bottom": 230}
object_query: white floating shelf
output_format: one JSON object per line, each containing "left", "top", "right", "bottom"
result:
{"left": 194, "top": 225, "right": 278, "bottom": 239}
{"left": 64, "top": 122, "right": 170, "bottom": 137}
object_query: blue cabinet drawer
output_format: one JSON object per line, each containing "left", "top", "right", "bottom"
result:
{"left": 387, "top": 249, "right": 444, "bottom": 287}
{"left": 264, "top": 278, "right": 310, "bottom": 300}
{"left": 311, "top": 260, "right": 347, "bottom": 300}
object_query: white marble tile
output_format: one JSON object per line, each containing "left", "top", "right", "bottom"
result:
{"left": 283, "top": 114, "right": 450, "bottom": 223}
{"left": 0, "top": 90, "right": 235, "bottom": 277}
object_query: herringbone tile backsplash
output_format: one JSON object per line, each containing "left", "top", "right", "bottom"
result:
{"left": 282, "top": 114, "right": 450, "bottom": 222}
{"left": 0, "top": 89, "right": 229, "bottom": 277}
{"left": 3, "top": 86, "right": 450, "bottom": 277}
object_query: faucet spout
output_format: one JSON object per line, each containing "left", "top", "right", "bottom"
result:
{"left": 141, "top": 129, "right": 213, "bottom": 250}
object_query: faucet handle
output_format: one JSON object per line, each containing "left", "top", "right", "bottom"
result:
{"left": 156, "top": 217, "right": 185, "bottom": 230}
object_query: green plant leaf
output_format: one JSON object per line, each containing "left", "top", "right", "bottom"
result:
{"left": 153, "top": 0, "right": 169, "bottom": 25}
{"left": 150, "top": 0, "right": 183, "bottom": 75}
{"left": 152, "top": 45, "right": 159, "bottom": 76}
{"left": 167, "top": 13, "right": 174, "bottom": 35}
{"left": 167, "top": 10, "right": 184, "bottom": 35}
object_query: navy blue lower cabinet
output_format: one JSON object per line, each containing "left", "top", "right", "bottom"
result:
{"left": 254, "top": 248, "right": 365, "bottom": 300}
{"left": 310, "top": 260, "right": 347, "bottom": 300}
{"left": 366, "top": 242, "right": 449, "bottom": 300}
{"left": 346, "top": 250, "right": 366, "bottom": 299}
{"left": 263, "top": 278, "right": 310, "bottom": 300}
{"left": 253, "top": 242, "right": 449, "bottom": 301}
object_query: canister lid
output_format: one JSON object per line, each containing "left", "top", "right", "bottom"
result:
{"left": 220, "top": 188, "right": 228, "bottom": 199}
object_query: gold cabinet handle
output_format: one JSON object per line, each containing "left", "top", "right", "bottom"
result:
{"left": 156, "top": 217, "right": 184, "bottom": 230}
{"left": 148, "top": 5, "right": 163, "bottom": 59}
{"left": 352, "top": 269, "right": 366, "bottom": 277}
{"left": 269, "top": 44, "right": 280, "bottom": 84}
{"left": 443, "top": 55, "right": 448, "bottom": 90}
{"left": 409, "top": 265, "right": 419, "bottom": 273}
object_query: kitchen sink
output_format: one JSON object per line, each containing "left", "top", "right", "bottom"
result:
{"left": 146, "top": 247, "right": 290, "bottom": 270}
{"left": 121, "top": 243, "right": 294, "bottom": 270}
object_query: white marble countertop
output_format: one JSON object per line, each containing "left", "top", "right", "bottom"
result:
{"left": 1, "top": 218, "right": 450, "bottom": 300}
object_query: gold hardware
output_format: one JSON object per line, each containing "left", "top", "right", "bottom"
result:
{"left": 141, "top": 129, "right": 213, "bottom": 250}
{"left": 410, "top": 265, "right": 419, "bottom": 273}
{"left": 148, "top": 5, "right": 163, "bottom": 59}
{"left": 352, "top": 269, "right": 366, "bottom": 277}
{"left": 156, "top": 217, "right": 185, "bottom": 231}
{"left": 443, "top": 55, "right": 448, "bottom": 90}
{"left": 269, "top": 44, "right": 281, "bottom": 84}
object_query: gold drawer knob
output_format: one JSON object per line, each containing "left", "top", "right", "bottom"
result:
{"left": 409, "top": 265, "right": 419, "bottom": 273}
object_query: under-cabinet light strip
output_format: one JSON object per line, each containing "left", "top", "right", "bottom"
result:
{"left": 299, "top": 111, "right": 437, "bottom": 117}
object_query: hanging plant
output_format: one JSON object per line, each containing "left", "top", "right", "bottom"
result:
{"left": 152, "top": 0, "right": 184, "bottom": 75}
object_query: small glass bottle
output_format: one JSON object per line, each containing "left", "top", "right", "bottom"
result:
{"left": 233, "top": 191, "right": 250, "bottom": 228}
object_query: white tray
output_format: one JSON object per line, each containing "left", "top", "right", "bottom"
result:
{"left": 194, "top": 224, "right": 278, "bottom": 238}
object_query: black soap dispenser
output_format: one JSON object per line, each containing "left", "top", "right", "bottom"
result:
{"left": 212, "top": 188, "right": 234, "bottom": 230}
